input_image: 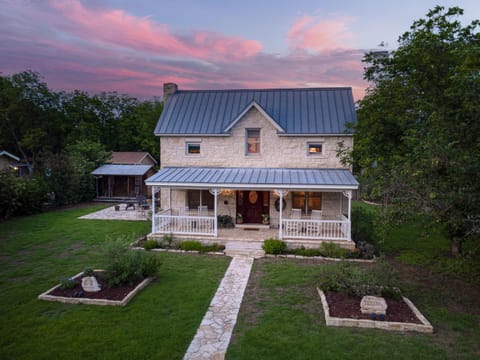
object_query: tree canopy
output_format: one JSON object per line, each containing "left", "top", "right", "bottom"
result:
{"left": 0, "top": 70, "right": 163, "bottom": 215}
{"left": 348, "top": 6, "right": 480, "bottom": 255}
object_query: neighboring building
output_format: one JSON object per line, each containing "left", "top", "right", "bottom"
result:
{"left": 92, "top": 152, "right": 157, "bottom": 200}
{"left": 146, "top": 84, "right": 358, "bottom": 247}
{"left": 0, "top": 150, "right": 29, "bottom": 176}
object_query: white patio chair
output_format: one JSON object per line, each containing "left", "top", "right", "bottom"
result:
{"left": 178, "top": 206, "right": 189, "bottom": 231}
{"left": 198, "top": 205, "right": 208, "bottom": 216}
{"left": 286, "top": 208, "right": 302, "bottom": 235}
{"left": 307, "top": 210, "right": 323, "bottom": 236}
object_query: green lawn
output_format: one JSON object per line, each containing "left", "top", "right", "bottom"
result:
{"left": 0, "top": 205, "right": 230, "bottom": 360}
{"left": 227, "top": 258, "right": 480, "bottom": 360}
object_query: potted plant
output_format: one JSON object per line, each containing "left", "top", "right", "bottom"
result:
{"left": 261, "top": 213, "right": 270, "bottom": 225}
{"left": 236, "top": 213, "right": 243, "bottom": 224}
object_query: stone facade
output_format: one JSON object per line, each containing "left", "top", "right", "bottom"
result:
{"left": 159, "top": 107, "right": 353, "bottom": 218}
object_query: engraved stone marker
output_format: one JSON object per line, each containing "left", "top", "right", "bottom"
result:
{"left": 360, "top": 295, "right": 387, "bottom": 315}
{"left": 81, "top": 276, "right": 101, "bottom": 292}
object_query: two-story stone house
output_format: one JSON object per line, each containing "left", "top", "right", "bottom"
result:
{"left": 146, "top": 84, "right": 358, "bottom": 248}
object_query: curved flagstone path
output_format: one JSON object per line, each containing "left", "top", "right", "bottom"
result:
{"left": 184, "top": 255, "right": 254, "bottom": 360}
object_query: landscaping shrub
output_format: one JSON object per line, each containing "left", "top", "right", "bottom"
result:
{"left": 159, "top": 234, "right": 174, "bottom": 248}
{"left": 59, "top": 277, "right": 77, "bottom": 290}
{"left": 217, "top": 215, "right": 234, "bottom": 228}
{"left": 178, "top": 241, "right": 203, "bottom": 251}
{"left": 83, "top": 267, "right": 95, "bottom": 277}
{"left": 102, "top": 238, "right": 161, "bottom": 287}
{"left": 144, "top": 239, "right": 159, "bottom": 250}
{"left": 351, "top": 205, "right": 379, "bottom": 245}
{"left": 262, "top": 239, "right": 287, "bottom": 254}
{"left": 318, "top": 261, "right": 401, "bottom": 299}
{"left": 177, "top": 241, "right": 225, "bottom": 253}
{"left": 319, "top": 242, "right": 349, "bottom": 258}
{"left": 290, "top": 246, "right": 323, "bottom": 257}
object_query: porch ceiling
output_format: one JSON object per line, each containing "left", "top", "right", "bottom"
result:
{"left": 145, "top": 166, "right": 358, "bottom": 191}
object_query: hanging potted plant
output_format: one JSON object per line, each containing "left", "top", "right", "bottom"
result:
{"left": 261, "top": 213, "right": 270, "bottom": 225}
{"left": 236, "top": 213, "right": 243, "bottom": 224}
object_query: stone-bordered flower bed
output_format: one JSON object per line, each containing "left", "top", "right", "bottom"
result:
{"left": 38, "top": 270, "right": 153, "bottom": 306}
{"left": 317, "top": 288, "right": 433, "bottom": 333}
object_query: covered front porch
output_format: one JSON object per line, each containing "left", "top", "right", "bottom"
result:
{"left": 145, "top": 167, "right": 358, "bottom": 247}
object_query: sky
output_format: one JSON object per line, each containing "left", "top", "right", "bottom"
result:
{"left": 1, "top": 0, "right": 479, "bottom": 101}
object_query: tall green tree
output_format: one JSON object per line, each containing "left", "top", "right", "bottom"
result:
{"left": 349, "top": 6, "right": 480, "bottom": 255}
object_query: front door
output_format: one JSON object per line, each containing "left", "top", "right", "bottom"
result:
{"left": 236, "top": 191, "right": 269, "bottom": 223}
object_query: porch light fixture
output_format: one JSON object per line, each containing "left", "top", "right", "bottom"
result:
{"left": 221, "top": 189, "right": 235, "bottom": 196}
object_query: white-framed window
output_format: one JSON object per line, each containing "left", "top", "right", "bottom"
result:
{"left": 246, "top": 129, "right": 260, "bottom": 154}
{"left": 307, "top": 143, "right": 323, "bottom": 155}
{"left": 292, "top": 192, "right": 322, "bottom": 214}
{"left": 186, "top": 142, "right": 201, "bottom": 155}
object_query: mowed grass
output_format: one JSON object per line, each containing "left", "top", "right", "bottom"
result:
{"left": 227, "top": 258, "right": 480, "bottom": 360}
{"left": 0, "top": 205, "right": 230, "bottom": 360}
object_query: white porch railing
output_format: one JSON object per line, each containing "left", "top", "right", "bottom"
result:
{"left": 282, "top": 218, "right": 350, "bottom": 241}
{"left": 153, "top": 209, "right": 216, "bottom": 236}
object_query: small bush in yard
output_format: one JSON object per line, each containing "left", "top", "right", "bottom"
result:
{"left": 291, "top": 246, "right": 322, "bottom": 257}
{"left": 319, "top": 242, "right": 350, "bottom": 258}
{"left": 262, "top": 239, "right": 287, "bottom": 254}
{"left": 83, "top": 267, "right": 95, "bottom": 276}
{"left": 178, "top": 241, "right": 203, "bottom": 251}
{"left": 144, "top": 239, "right": 159, "bottom": 250}
{"left": 59, "top": 277, "right": 77, "bottom": 290}
{"left": 318, "top": 260, "right": 401, "bottom": 299}
{"left": 103, "top": 238, "right": 161, "bottom": 287}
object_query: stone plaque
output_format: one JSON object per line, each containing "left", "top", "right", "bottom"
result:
{"left": 360, "top": 295, "right": 387, "bottom": 315}
{"left": 81, "top": 276, "right": 101, "bottom": 292}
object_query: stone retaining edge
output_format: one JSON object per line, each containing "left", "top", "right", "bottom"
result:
{"left": 38, "top": 270, "right": 153, "bottom": 307}
{"left": 266, "top": 254, "right": 375, "bottom": 263}
{"left": 316, "top": 288, "right": 433, "bottom": 333}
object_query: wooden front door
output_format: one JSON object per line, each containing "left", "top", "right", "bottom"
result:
{"left": 237, "top": 191, "right": 269, "bottom": 223}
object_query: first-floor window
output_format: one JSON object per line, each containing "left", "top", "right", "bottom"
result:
{"left": 292, "top": 192, "right": 321, "bottom": 214}
{"left": 187, "top": 190, "right": 214, "bottom": 209}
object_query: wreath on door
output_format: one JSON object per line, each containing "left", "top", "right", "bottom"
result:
{"left": 274, "top": 198, "right": 286, "bottom": 212}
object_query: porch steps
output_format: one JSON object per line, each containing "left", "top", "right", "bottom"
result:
{"left": 225, "top": 241, "right": 265, "bottom": 258}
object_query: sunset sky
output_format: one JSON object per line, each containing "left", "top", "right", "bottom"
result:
{"left": 1, "top": 0, "right": 479, "bottom": 100}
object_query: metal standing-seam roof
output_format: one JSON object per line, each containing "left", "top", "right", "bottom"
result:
{"left": 155, "top": 88, "right": 357, "bottom": 135}
{"left": 91, "top": 164, "right": 153, "bottom": 176}
{"left": 145, "top": 167, "right": 359, "bottom": 190}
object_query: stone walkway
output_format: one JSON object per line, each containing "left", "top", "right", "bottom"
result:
{"left": 184, "top": 255, "right": 254, "bottom": 360}
{"left": 79, "top": 204, "right": 147, "bottom": 221}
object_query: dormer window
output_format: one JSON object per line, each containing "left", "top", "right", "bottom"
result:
{"left": 307, "top": 143, "right": 323, "bottom": 155}
{"left": 246, "top": 129, "right": 260, "bottom": 154}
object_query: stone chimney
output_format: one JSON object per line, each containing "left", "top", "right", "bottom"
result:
{"left": 163, "top": 83, "right": 178, "bottom": 104}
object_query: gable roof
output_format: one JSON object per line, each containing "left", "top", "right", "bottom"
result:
{"left": 92, "top": 164, "right": 153, "bottom": 176}
{"left": 0, "top": 150, "right": 20, "bottom": 162}
{"left": 109, "top": 152, "right": 157, "bottom": 165}
{"left": 155, "top": 87, "right": 356, "bottom": 136}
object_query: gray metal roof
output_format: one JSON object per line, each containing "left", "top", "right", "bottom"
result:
{"left": 145, "top": 167, "right": 358, "bottom": 190}
{"left": 155, "top": 88, "right": 356, "bottom": 135}
{"left": 91, "top": 164, "right": 152, "bottom": 176}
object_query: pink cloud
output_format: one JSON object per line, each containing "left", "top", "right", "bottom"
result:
{"left": 287, "top": 14, "right": 356, "bottom": 52}
{"left": 0, "top": 1, "right": 367, "bottom": 101}
{"left": 47, "top": 0, "right": 261, "bottom": 61}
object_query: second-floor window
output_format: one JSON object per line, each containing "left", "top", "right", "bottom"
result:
{"left": 186, "top": 143, "right": 201, "bottom": 155}
{"left": 307, "top": 143, "right": 323, "bottom": 155}
{"left": 246, "top": 129, "right": 260, "bottom": 154}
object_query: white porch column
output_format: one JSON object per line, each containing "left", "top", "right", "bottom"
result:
{"left": 213, "top": 189, "right": 219, "bottom": 237}
{"left": 151, "top": 186, "right": 157, "bottom": 234}
{"left": 343, "top": 190, "right": 352, "bottom": 240}
{"left": 278, "top": 190, "right": 284, "bottom": 240}
{"left": 169, "top": 188, "right": 172, "bottom": 209}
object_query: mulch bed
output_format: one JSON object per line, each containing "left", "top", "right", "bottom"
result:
{"left": 325, "top": 291, "right": 422, "bottom": 324}
{"left": 48, "top": 272, "right": 143, "bottom": 301}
